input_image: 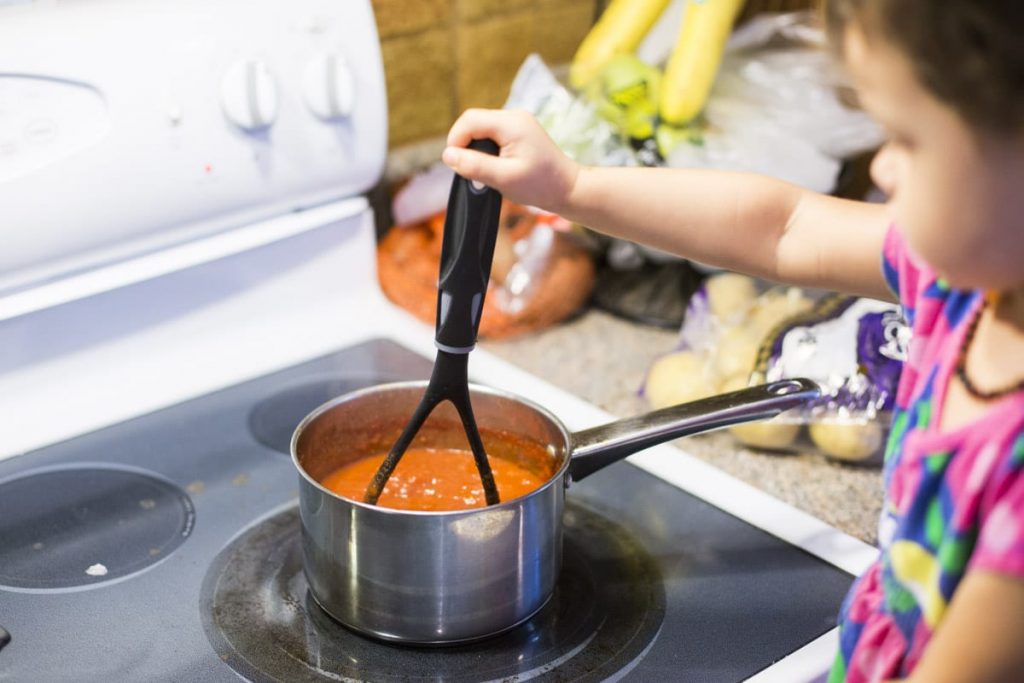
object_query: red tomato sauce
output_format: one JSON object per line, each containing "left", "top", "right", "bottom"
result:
{"left": 321, "top": 445, "right": 554, "bottom": 511}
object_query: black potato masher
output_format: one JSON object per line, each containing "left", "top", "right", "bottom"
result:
{"left": 364, "top": 139, "right": 504, "bottom": 506}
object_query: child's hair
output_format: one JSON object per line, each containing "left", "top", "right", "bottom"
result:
{"left": 823, "top": 0, "right": 1024, "bottom": 134}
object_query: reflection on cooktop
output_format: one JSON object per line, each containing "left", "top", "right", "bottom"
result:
{"left": 0, "top": 465, "right": 194, "bottom": 590}
{"left": 248, "top": 376, "right": 409, "bottom": 455}
{"left": 201, "top": 501, "right": 665, "bottom": 682}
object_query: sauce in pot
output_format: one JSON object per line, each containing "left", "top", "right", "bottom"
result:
{"left": 321, "top": 446, "right": 553, "bottom": 511}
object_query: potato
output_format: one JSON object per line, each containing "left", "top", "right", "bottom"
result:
{"left": 731, "top": 421, "right": 802, "bottom": 451}
{"left": 645, "top": 351, "right": 718, "bottom": 409}
{"left": 720, "top": 375, "right": 800, "bottom": 450}
{"left": 749, "top": 287, "right": 812, "bottom": 337}
{"left": 714, "top": 326, "right": 760, "bottom": 379}
{"left": 809, "top": 421, "right": 884, "bottom": 462}
{"left": 705, "top": 273, "right": 758, "bottom": 323}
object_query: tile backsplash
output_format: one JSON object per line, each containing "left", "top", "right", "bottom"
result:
{"left": 373, "top": 0, "right": 598, "bottom": 147}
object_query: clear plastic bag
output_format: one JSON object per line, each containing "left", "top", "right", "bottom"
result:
{"left": 643, "top": 273, "right": 908, "bottom": 463}
{"left": 663, "top": 11, "right": 885, "bottom": 192}
{"left": 505, "top": 54, "right": 639, "bottom": 168}
{"left": 378, "top": 200, "right": 596, "bottom": 339}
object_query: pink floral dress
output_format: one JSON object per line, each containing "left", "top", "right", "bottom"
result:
{"left": 830, "top": 227, "right": 1024, "bottom": 682}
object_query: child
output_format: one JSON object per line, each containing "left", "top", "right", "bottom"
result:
{"left": 441, "top": 2, "right": 1024, "bottom": 681}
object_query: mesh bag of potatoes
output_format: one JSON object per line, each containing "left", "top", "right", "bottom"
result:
{"left": 643, "top": 273, "right": 909, "bottom": 463}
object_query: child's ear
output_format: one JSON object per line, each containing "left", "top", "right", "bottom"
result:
{"left": 836, "top": 85, "right": 863, "bottom": 111}
{"left": 870, "top": 146, "right": 900, "bottom": 197}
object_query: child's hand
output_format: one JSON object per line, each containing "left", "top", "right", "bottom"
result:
{"left": 442, "top": 109, "right": 580, "bottom": 215}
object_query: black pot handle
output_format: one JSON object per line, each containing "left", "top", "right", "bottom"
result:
{"left": 434, "top": 138, "right": 503, "bottom": 353}
{"left": 0, "top": 625, "right": 10, "bottom": 652}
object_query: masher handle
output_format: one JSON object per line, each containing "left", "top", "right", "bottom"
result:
{"left": 434, "top": 138, "right": 503, "bottom": 353}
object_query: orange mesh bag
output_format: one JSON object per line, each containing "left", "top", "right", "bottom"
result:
{"left": 377, "top": 203, "right": 595, "bottom": 339}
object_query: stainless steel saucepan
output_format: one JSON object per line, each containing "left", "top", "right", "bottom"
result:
{"left": 291, "top": 377, "right": 818, "bottom": 645}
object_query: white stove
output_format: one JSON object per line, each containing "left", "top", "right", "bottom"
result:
{"left": 0, "top": 2, "right": 876, "bottom": 681}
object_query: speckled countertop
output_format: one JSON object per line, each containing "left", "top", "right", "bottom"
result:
{"left": 481, "top": 308, "right": 884, "bottom": 546}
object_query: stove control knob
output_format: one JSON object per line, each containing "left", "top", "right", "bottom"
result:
{"left": 220, "top": 59, "right": 278, "bottom": 131}
{"left": 302, "top": 52, "right": 354, "bottom": 120}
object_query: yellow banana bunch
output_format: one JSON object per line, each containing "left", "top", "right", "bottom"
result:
{"left": 660, "top": 0, "right": 745, "bottom": 125}
{"left": 569, "top": 0, "right": 671, "bottom": 90}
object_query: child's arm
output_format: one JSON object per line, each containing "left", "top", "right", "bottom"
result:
{"left": 444, "top": 108, "right": 893, "bottom": 301}
{"left": 888, "top": 570, "right": 1024, "bottom": 682}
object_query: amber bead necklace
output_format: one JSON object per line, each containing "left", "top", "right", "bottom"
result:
{"left": 954, "top": 292, "right": 1024, "bottom": 400}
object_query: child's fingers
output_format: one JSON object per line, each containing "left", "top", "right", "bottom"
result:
{"left": 441, "top": 146, "right": 505, "bottom": 188}
{"left": 447, "top": 108, "right": 523, "bottom": 149}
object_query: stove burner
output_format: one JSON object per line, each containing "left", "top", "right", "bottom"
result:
{"left": 248, "top": 376, "right": 407, "bottom": 455}
{"left": 202, "top": 502, "right": 664, "bottom": 682}
{"left": 0, "top": 465, "right": 194, "bottom": 591}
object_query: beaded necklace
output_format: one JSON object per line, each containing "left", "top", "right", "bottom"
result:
{"left": 954, "top": 294, "right": 1024, "bottom": 400}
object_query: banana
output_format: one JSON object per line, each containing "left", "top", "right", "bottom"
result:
{"left": 660, "top": 0, "right": 745, "bottom": 126}
{"left": 569, "top": 0, "right": 671, "bottom": 90}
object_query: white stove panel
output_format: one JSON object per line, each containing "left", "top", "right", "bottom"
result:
{"left": 0, "top": 0, "right": 387, "bottom": 296}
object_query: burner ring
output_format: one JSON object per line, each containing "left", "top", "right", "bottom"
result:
{"left": 0, "top": 464, "right": 194, "bottom": 592}
{"left": 201, "top": 502, "right": 665, "bottom": 682}
{"left": 248, "top": 375, "right": 410, "bottom": 455}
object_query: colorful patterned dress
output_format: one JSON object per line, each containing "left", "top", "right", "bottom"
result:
{"left": 829, "top": 227, "right": 1024, "bottom": 682}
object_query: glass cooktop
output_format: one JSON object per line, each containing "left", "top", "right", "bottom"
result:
{"left": 0, "top": 338, "right": 852, "bottom": 681}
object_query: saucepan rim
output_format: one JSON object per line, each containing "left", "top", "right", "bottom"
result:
{"left": 290, "top": 379, "right": 575, "bottom": 518}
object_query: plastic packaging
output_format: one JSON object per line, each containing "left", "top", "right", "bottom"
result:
{"left": 719, "top": 11, "right": 883, "bottom": 161}
{"left": 663, "top": 11, "right": 885, "bottom": 192}
{"left": 391, "top": 162, "right": 456, "bottom": 227}
{"left": 378, "top": 201, "right": 596, "bottom": 339}
{"left": 505, "top": 54, "right": 639, "bottom": 168}
{"left": 643, "top": 273, "right": 908, "bottom": 463}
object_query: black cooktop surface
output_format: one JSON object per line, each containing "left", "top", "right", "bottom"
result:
{"left": 0, "top": 338, "right": 852, "bottom": 682}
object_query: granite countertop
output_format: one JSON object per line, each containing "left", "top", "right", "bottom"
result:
{"left": 481, "top": 308, "right": 884, "bottom": 546}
